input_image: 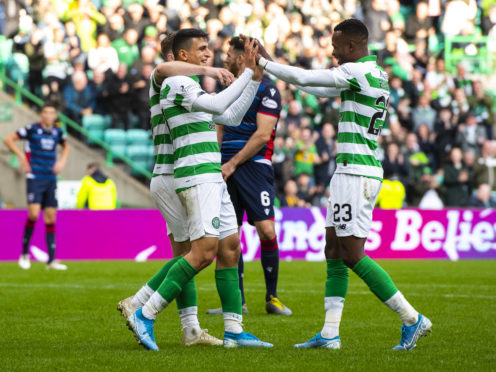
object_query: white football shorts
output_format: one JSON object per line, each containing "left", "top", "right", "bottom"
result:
{"left": 177, "top": 181, "right": 238, "bottom": 241}
{"left": 150, "top": 175, "right": 189, "bottom": 243}
{"left": 325, "top": 173, "right": 382, "bottom": 238}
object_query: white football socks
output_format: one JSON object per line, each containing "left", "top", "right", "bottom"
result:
{"left": 142, "top": 292, "right": 169, "bottom": 320}
{"left": 179, "top": 306, "right": 201, "bottom": 336}
{"left": 385, "top": 291, "right": 419, "bottom": 326}
{"left": 223, "top": 312, "right": 243, "bottom": 334}
{"left": 131, "top": 284, "right": 154, "bottom": 309}
{"left": 321, "top": 297, "right": 344, "bottom": 339}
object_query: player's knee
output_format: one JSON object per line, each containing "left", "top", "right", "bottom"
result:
{"left": 256, "top": 222, "right": 275, "bottom": 241}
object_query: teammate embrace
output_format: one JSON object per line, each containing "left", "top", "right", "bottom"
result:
{"left": 119, "top": 19, "right": 431, "bottom": 352}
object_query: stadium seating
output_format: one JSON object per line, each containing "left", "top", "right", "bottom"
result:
{"left": 104, "top": 128, "right": 127, "bottom": 160}
{"left": 126, "top": 129, "right": 149, "bottom": 145}
{"left": 7, "top": 53, "right": 29, "bottom": 86}
{"left": 82, "top": 114, "right": 106, "bottom": 145}
{"left": 126, "top": 144, "right": 153, "bottom": 175}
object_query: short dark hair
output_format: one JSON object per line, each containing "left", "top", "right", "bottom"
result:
{"left": 228, "top": 36, "right": 251, "bottom": 53}
{"left": 160, "top": 32, "right": 176, "bottom": 59}
{"left": 334, "top": 18, "right": 369, "bottom": 41}
{"left": 41, "top": 103, "right": 57, "bottom": 111}
{"left": 87, "top": 162, "right": 100, "bottom": 170}
{"left": 172, "top": 28, "right": 208, "bottom": 59}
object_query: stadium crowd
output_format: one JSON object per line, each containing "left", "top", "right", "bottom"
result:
{"left": 1, "top": 0, "right": 496, "bottom": 208}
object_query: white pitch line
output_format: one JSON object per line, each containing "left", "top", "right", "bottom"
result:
{"left": 1, "top": 283, "right": 495, "bottom": 300}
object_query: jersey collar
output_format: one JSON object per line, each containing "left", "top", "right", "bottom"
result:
{"left": 355, "top": 55, "right": 377, "bottom": 63}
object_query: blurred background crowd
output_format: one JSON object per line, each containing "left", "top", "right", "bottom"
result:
{"left": 1, "top": 0, "right": 496, "bottom": 208}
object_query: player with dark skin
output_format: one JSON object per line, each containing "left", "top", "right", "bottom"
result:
{"left": 246, "top": 31, "right": 369, "bottom": 269}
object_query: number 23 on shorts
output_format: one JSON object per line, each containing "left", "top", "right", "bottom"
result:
{"left": 333, "top": 203, "right": 352, "bottom": 223}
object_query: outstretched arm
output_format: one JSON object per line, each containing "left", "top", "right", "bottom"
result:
{"left": 153, "top": 62, "right": 235, "bottom": 87}
{"left": 259, "top": 57, "right": 349, "bottom": 88}
{"left": 294, "top": 84, "right": 342, "bottom": 98}
{"left": 214, "top": 79, "right": 260, "bottom": 126}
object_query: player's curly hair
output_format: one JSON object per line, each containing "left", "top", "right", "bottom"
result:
{"left": 229, "top": 36, "right": 253, "bottom": 53}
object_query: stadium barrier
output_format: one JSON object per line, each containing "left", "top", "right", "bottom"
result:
{"left": 1, "top": 208, "right": 495, "bottom": 262}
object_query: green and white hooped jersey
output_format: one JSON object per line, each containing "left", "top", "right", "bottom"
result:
{"left": 150, "top": 69, "right": 174, "bottom": 176}
{"left": 334, "top": 55, "right": 389, "bottom": 181}
{"left": 160, "top": 75, "right": 222, "bottom": 193}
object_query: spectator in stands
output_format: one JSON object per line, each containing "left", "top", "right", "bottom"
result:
{"left": 273, "top": 136, "right": 293, "bottom": 198}
{"left": 481, "top": 4, "right": 496, "bottom": 35}
{"left": 101, "top": 13, "right": 125, "bottom": 41}
{"left": 404, "top": 1, "right": 434, "bottom": 43}
{"left": 63, "top": 71, "right": 96, "bottom": 128}
{"left": 280, "top": 179, "right": 304, "bottom": 207}
{"left": 425, "top": 57, "right": 455, "bottom": 109}
{"left": 456, "top": 111, "right": 487, "bottom": 156}
{"left": 76, "top": 162, "right": 117, "bottom": 210}
{"left": 383, "top": 141, "right": 409, "bottom": 186}
{"left": 314, "top": 123, "right": 336, "bottom": 191}
{"left": 89, "top": 69, "right": 109, "bottom": 115}
{"left": 124, "top": 2, "right": 147, "bottom": 38}
{"left": 130, "top": 45, "right": 157, "bottom": 77}
{"left": 43, "top": 27, "right": 70, "bottom": 88}
{"left": 468, "top": 183, "right": 496, "bottom": 207}
{"left": 24, "top": 27, "right": 45, "bottom": 98}
{"left": 468, "top": 80, "right": 495, "bottom": 139}
{"left": 453, "top": 62, "right": 472, "bottom": 96}
{"left": 364, "top": 0, "right": 390, "bottom": 46}
{"left": 442, "top": 147, "right": 472, "bottom": 207}
{"left": 434, "top": 107, "right": 458, "bottom": 164}
{"left": 64, "top": 0, "right": 106, "bottom": 52}
{"left": 107, "top": 63, "right": 133, "bottom": 130}
{"left": 474, "top": 140, "right": 496, "bottom": 190}
{"left": 294, "top": 127, "right": 320, "bottom": 181}
{"left": 112, "top": 27, "right": 139, "bottom": 69}
{"left": 441, "top": 0, "right": 478, "bottom": 38}
{"left": 87, "top": 33, "right": 119, "bottom": 74}
{"left": 296, "top": 172, "right": 317, "bottom": 207}
{"left": 412, "top": 93, "right": 436, "bottom": 132}
{"left": 451, "top": 88, "right": 471, "bottom": 124}
{"left": 64, "top": 20, "right": 82, "bottom": 63}
{"left": 130, "top": 63, "right": 152, "bottom": 129}
{"left": 417, "top": 123, "right": 438, "bottom": 170}
{"left": 409, "top": 165, "right": 435, "bottom": 207}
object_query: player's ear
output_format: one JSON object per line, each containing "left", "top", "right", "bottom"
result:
{"left": 237, "top": 53, "right": 244, "bottom": 66}
{"left": 178, "top": 49, "right": 188, "bottom": 62}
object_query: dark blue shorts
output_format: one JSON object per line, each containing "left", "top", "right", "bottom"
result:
{"left": 226, "top": 161, "right": 275, "bottom": 225}
{"left": 27, "top": 178, "right": 58, "bottom": 208}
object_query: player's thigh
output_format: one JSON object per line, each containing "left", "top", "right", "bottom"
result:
{"left": 219, "top": 182, "right": 239, "bottom": 241}
{"left": 27, "top": 202, "right": 41, "bottom": 221}
{"left": 42, "top": 180, "right": 58, "bottom": 210}
{"left": 325, "top": 174, "right": 381, "bottom": 238}
{"left": 225, "top": 176, "right": 245, "bottom": 226}
{"left": 232, "top": 162, "right": 275, "bottom": 224}
{"left": 177, "top": 182, "right": 223, "bottom": 242}
{"left": 150, "top": 175, "right": 189, "bottom": 243}
{"left": 26, "top": 179, "right": 44, "bottom": 207}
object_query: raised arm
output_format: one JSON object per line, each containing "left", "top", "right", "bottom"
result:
{"left": 192, "top": 37, "right": 260, "bottom": 116}
{"left": 153, "top": 62, "right": 235, "bottom": 87}
{"left": 294, "top": 84, "right": 342, "bottom": 98}
{"left": 213, "top": 79, "right": 260, "bottom": 126}
{"left": 259, "top": 58, "right": 350, "bottom": 88}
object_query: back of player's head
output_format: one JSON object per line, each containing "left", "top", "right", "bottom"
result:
{"left": 160, "top": 32, "right": 176, "bottom": 60}
{"left": 229, "top": 36, "right": 252, "bottom": 53}
{"left": 87, "top": 162, "right": 100, "bottom": 171}
{"left": 334, "top": 18, "right": 369, "bottom": 42}
{"left": 172, "top": 28, "right": 208, "bottom": 59}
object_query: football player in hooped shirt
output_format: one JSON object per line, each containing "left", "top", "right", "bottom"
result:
{"left": 209, "top": 36, "right": 292, "bottom": 316}
{"left": 4, "top": 103, "right": 70, "bottom": 270}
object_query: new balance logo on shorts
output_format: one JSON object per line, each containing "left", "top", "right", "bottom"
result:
{"left": 338, "top": 224, "right": 347, "bottom": 230}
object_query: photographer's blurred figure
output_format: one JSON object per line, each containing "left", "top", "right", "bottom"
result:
{"left": 76, "top": 163, "right": 117, "bottom": 210}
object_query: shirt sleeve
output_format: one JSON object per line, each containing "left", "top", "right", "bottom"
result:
{"left": 16, "top": 125, "right": 31, "bottom": 140}
{"left": 264, "top": 60, "right": 352, "bottom": 89}
{"left": 257, "top": 84, "right": 282, "bottom": 118}
{"left": 167, "top": 76, "right": 206, "bottom": 112}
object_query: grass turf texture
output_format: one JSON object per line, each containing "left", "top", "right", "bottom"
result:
{"left": 1, "top": 260, "right": 495, "bottom": 371}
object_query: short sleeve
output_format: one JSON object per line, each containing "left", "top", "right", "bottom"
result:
{"left": 59, "top": 129, "right": 67, "bottom": 144}
{"left": 167, "top": 76, "right": 205, "bottom": 112}
{"left": 16, "top": 125, "right": 31, "bottom": 140}
{"left": 258, "top": 85, "right": 282, "bottom": 118}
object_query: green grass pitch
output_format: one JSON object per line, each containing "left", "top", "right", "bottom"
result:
{"left": 1, "top": 260, "right": 495, "bottom": 371}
